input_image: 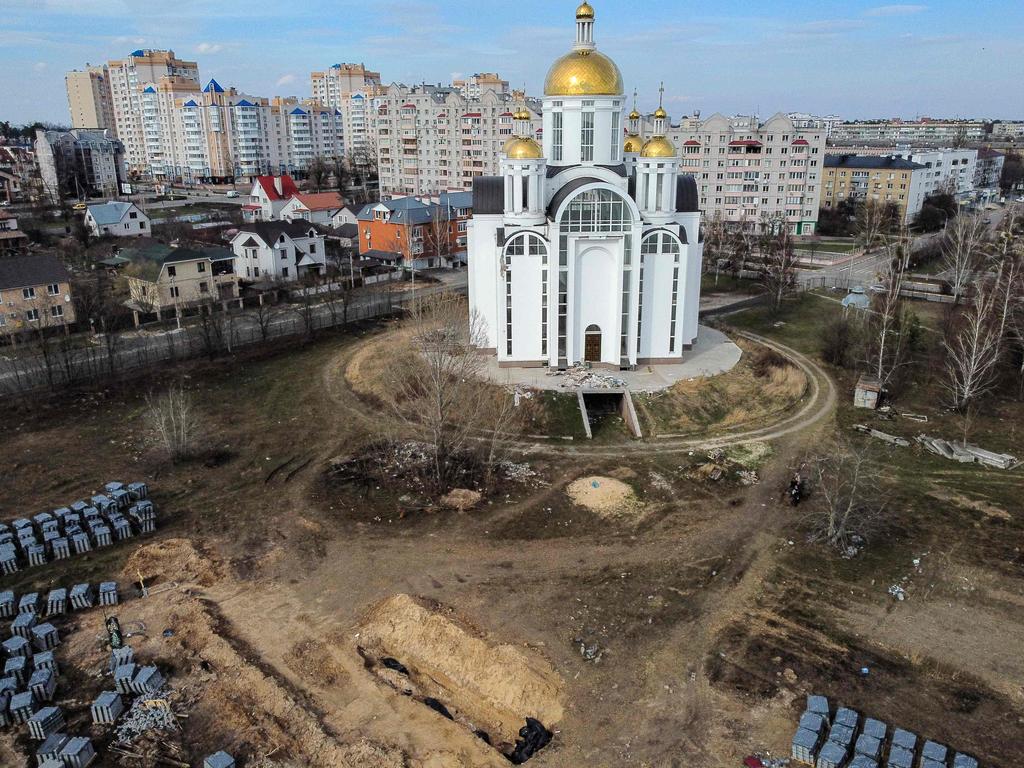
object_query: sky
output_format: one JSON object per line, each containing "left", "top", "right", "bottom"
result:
{"left": 2, "top": 0, "right": 1022, "bottom": 126}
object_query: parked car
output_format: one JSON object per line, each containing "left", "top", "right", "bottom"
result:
{"left": 225, "top": 190, "right": 239, "bottom": 198}
{"left": 72, "top": 202, "right": 87, "bottom": 211}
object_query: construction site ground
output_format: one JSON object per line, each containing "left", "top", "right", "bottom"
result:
{"left": 0, "top": 305, "right": 1022, "bottom": 767}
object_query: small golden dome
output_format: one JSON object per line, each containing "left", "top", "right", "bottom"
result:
{"left": 623, "top": 134, "right": 643, "bottom": 154}
{"left": 513, "top": 106, "right": 530, "bottom": 121}
{"left": 654, "top": 106, "right": 667, "bottom": 119}
{"left": 503, "top": 136, "right": 543, "bottom": 159}
{"left": 628, "top": 109, "right": 641, "bottom": 121}
{"left": 641, "top": 136, "right": 676, "bottom": 158}
{"left": 575, "top": 1, "right": 595, "bottom": 19}
{"left": 544, "top": 49, "right": 623, "bottom": 96}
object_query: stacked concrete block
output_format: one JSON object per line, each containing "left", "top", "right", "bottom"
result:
{"left": 99, "top": 582, "right": 119, "bottom": 606}
{"left": 36, "top": 733, "right": 70, "bottom": 764}
{"left": 69, "top": 501, "right": 88, "bottom": 514}
{"left": 105, "top": 481, "right": 125, "bottom": 494}
{"left": 12, "top": 610, "right": 38, "bottom": 639}
{"left": 90, "top": 690, "right": 124, "bottom": 724}
{"left": 27, "top": 706, "right": 65, "bottom": 740}
{"left": 33, "top": 650, "right": 57, "bottom": 674}
{"left": 0, "top": 690, "right": 10, "bottom": 727}
{"left": 855, "top": 734, "right": 882, "bottom": 760}
{"left": 834, "top": 707, "right": 859, "bottom": 730}
{"left": 0, "top": 544, "right": 18, "bottom": 575}
{"left": 3, "top": 635, "right": 30, "bottom": 658}
{"left": 27, "top": 544, "right": 47, "bottom": 566}
{"left": 19, "top": 592, "right": 40, "bottom": 614}
{"left": 792, "top": 727, "right": 822, "bottom": 764}
{"left": 91, "top": 495, "right": 115, "bottom": 515}
{"left": 111, "top": 488, "right": 131, "bottom": 509}
{"left": 800, "top": 711, "right": 827, "bottom": 736}
{"left": 9, "top": 689, "right": 35, "bottom": 723}
{"left": 0, "top": 591, "right": 14, "bottom": 619}
{"left": 33, "top": 511, "right": 54, "bottom": 526}
{"left": 46, "top": 589, "right": 67, "bottom": 617}
{"left": 953, "top": 754, "right": 979, "bottom": 768}
{"left": 131, "top": 665, "right": 165, "bottom": 694}
{"left": 862, "top": 718, "right": 886, "bottom": 742}
{"left": 51, "top": 537, "right": 71, "bottom": 560}
{"left": 816, "top": 740, "right": 848, "bottom": 768}
{"left": 32, "top": 622, "right": 60, "bottom": 652}
{"left": 93, "top": 525, "right": 112, "bottom": 548}
{"left": 110, "top": 646, "right": 134, "bottom": 672}
{"left": 0, "top": 675, "right": 16, "bottom": 693}
{"left": 127, "top": 482, "right": 149, "bottom": 500}
{"left": 806, "top": 694, "right": 830, "bottom": 717}
{"left": 111, "top": 517, "right": 133, "bottom": 541}
{"left": 887, "top": 746, "right": 914, "bottom": 768}
{"left": 130, "top": 500, "right": 157, "bottom": 533}
{"left": 922, "top": 741, "right": 948, "bottom": 768}
{"left": 114, "top": 663, "right": 137, "bottom": 694}
{"left": 71, "top": 532, "right": 91, "bottom": 555}
{"left": 28, "top": 667, "right": 56, "bottom": 702}
{"left": 849, "top": 757, "right": 879, "bottom": 768}
{"left": 59, "top": 736, "right": 96, "bottom": 768}
{"left": 5, "top": 655, "right": 28, "bottom": 685}
{"left": 205, "top": 751, "right": 236, "bottom": 768}
{"left": 39, "top": 760, "right": 64, "bottom": 768}
{"left": 70, "top": 583, "right": 94, "bottom": 610}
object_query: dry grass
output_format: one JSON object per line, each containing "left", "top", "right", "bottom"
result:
{"left": 636, "top": 340, "right": 808, "bottom": 436}
{"left": 345, "top": 327, "right": 423, "bottom": 406}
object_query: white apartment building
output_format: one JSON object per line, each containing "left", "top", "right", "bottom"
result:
{"left": 830, "top": 119, "right": 988, "bottom": 145}
{"left": 66, "top": 66, "right": 116, "bottom": 130}
{"left": 35, "top": 128, "right": 127, "bottom": 201}
{"left": 991, "top": 122, "right": 1024, "bottom": 140}
{"left": 636, "top": 112, "right": 826, "bottom": 235}
{"left": 372, "top": 83, "right": 542, "bottom": 199}
{"left": 787, "top": 112, "right": 842, "bottom": 139}
{"left": 106, "top": 50, "right": 200, "bottom": 173}
{"left": 830, "top": 145, "right": 978, "bottom": 199}
{"left": 310, "top": 63, "right": 380, "bottom": 106}
{"left": 453, "top": 73, "right": 509, "bottom": 99}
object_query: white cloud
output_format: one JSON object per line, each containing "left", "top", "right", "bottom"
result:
{"left": 276, "top": 74, "right": 296, "bottom": 87}
{"left": 865, "top": 4, "right": 928, "bottom": 16}
{"left": 34, "top": 61, "right": 48, "bottom": 71}
{"left": 196, "top": 42, "right": 224, "bottom": 54}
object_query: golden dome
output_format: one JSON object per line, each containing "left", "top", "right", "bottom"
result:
{"left": 641, "top": 136, "right": 677, "bottom": 158}
{"left": 628, "top": 109, "right": 641, "bottom": 121}
{"left": 654, "top": 106, "right": 667, "bottom": 119}
{"left": 503, "top": 136, "right": 543, "bottom": 159}
{"left": 544, "top": 49, "right": 623, "bottom": 96}
{"left": 623, "top": 134, "right": 643, "bottom": 154}
{"left": 513, "top": 106, "right": 531, "bottom": 121}
{"left": 575, "top": 1, "right": 595, "bottom": 19}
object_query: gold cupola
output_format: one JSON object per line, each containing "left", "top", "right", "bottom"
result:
{"left": 544, "top": 2, "right": 624, "bottom": 97}
{"left": 503, "top": 103, "right": 543, "bottom": 159}
{"left": 641, "top": 83, "right": 676, "bottom": 158}
{"left": 624, "top": 89, "right": 642, "bottom": 155}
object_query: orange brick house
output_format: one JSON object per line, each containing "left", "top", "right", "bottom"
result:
{"left": 356, "top": 192, "right": 471, "bottom": 269}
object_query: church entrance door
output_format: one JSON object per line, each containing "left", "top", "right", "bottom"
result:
{"left": 584, "top": 325, "right": 602, "bottom": 363}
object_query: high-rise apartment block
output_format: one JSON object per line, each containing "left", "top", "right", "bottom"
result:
{"left": 372, "top": 83, "right": 541, "bottom": 199}
{"left": 310, "top": 63, "right": 381, "bottom": 105}
{"left": 830, "top": 119, "right": 989, "bottom": 145}
{"left": 453, "top": 73, "right": 510, "bottom": 99}
{"left": 635, "top": 112, "right": 826, "bottom": 234}
{"left": 65, "top": 66, "right": 116, "bottom": 131}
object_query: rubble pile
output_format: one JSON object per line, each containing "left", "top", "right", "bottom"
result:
{"left": 547, "top": 365, "right": 626, "bottom": 390}
{"left": 113, "top": 688, "right": 180, "bottom": 742}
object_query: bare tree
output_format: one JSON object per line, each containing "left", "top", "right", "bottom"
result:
{"left": 803, "top": 440, "right": 886, "bottom": 552}
{"left": 423, "top": 205, "right": 452, "bottom": 268}
{"left": 701, "top": 211, "right": 729, "bottom": 285}
{"left": 941, "top": 212, "right": 989, "bottom": 304}
{"left": 147, "top": 384, "right": 202, "bottom": 462}
{"left": 756, "top": 212, "right": 799, "bottom": 312}
{"left": 855, "top": 200, "right": 894, "bottom": 253}
{"left": 942, "top": 277, "right": 1004, "bottom": 416}
{"left": 864, "top": 230, "right": 919, "bottom": 390}
{"left": 386, "top": 292, "right": 522, "bottom": 493}
{"left": 306, "top": 156, "right": 330, "bottom": 193}
{"left": 252, "top": 293, "right": 280, "bottom": 342}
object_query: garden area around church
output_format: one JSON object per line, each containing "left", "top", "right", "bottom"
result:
{"left": 0, "top": 289, "right": 1022, "bottom": 767}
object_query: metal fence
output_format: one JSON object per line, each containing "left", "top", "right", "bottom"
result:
{"left": 0, "top": 292, "right": 400, "bottom": 397}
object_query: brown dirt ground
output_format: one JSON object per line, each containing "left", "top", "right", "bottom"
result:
{"left": 0, "top": 325, "right": 1021, "bottom": 767}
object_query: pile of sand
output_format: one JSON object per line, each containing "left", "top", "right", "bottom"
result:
{"left": 122, "top": 538, "right": 223, "bottom": 587}
{"left": 567, "top": 475, "right": 642, "bottom": 519}
{"left": 357, "top": 594, "right": 563, "bottom": 746}
{"left": 441, "top": 488, "right": 483, "bottom": 511}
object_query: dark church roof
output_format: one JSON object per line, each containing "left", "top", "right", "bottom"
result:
{"left": 676, "top": 175, "right": 699, "bottom": 213}
{"left": 472, "top": 176, "right": 505, "bottom": 215}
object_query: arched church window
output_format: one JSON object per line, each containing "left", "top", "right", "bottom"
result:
{"left": 559, "top": 187, "right": 634, "bottom": 234}
{"left": 503, "top": 233, "right": 549, "bottom": 358}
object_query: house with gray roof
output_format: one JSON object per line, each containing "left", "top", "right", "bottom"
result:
{"left": 84, "top": 201, "right": 150, "bottom": 238}
{"left": 229, "top": 221, "right": 327, "bottom": 283}
{"left": 0, "top": 254, "right": 76, "bottom": 332}
{"left": 122, "top": 243, "right": 238, "bottom": 320}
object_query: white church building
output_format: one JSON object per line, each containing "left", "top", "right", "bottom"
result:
{"left": 468, "top": 1, "right": 703, "bottom": 370}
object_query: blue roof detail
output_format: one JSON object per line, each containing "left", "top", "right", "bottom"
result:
{"left": 204, "top": 79, "right": 224, "bottom": 93}
{"left": 142, "top": 86, "right": 156, "bottom": 94}
{"left": 290, "top": 108, "right": 308, "bottom": 116}
{"left": 235, "top": 99, "right": 254, "bottom": 107}
{"left": 87, "top": 201, "right": 139, "bottom": 226}
{"left": 131, "top": 49, "right": 145, "bottom": 57}
{"left": 351, "top": 93, "right": 364, "bottom": 100}
{"left": 183, "top": 100, "right": 198, "bottom": 108}
{"left": 335, "top": 109, "right": 343, "bottom": 116}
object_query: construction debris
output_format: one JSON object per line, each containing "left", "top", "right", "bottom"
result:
{"left": 916, "top": 435, "right": 1019, "bottom": 469}
{"left": 114, "top": 687, "right": 180, "bottom": 742}
{"left": 853, "top": 424, "right": 911, "bottom": 447}
{"left": 547, "top": 364, "right": 627, "bottom": 390}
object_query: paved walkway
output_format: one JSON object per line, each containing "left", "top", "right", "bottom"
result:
{"left": 480, "top": 325, "right": 742, "bottom": 393}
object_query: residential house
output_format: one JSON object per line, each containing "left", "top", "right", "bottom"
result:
{"left": 121, "top": 241, "right": 238, "bottom": 321}
{"left": 0, "top": 254, "right": 76, "bottom": 334}
{"left": 329, "top": 204, "right": 361, "bottom": 230}
{"left": 279, "top": 192, "right": 344, "bottom": 225}
{"left": 243, "top": 174, "right": 300, "bottom": 222}
{"left": 822, "top": 155, "right": 927, "bottom": 224}
{"left": 0, "top": 169, "right": 21, "bottom": 204}
{"left": 357, "top": 194, "right": 471, "bottom": 270}
{"left": 0, "top": 145, "right": 35, "bottom": 202}
{"left": 230, "top": 221, "right": 327, "bottom": 283}
{"left": 0, "top": 211, "right": 30, "bottom": 256}
{"left": 85, "top": 201, "right": 151, "bottom": 238}
{"left": 975, "top": 148, "right": 1005, "bottom": 190}
{"left": 35, "top": 128, "right": 127, "bottom": 202}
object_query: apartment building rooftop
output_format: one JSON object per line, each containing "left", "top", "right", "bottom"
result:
{"left": 824, "top": 155, "right": 925, "bottom": 170}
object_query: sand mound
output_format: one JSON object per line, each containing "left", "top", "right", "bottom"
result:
{"left": 441, "top": 488, "right": 483, "bottom": 511}
{"left": 122, "top": 537, "right": 223, "bottom": 587}
{"left": 357, "top": 594, "right": 563, "bottom": 746}
{"left": 567, "top": 475, "right": 641, "bottom": 519}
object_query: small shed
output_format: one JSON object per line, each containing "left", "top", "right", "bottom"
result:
{"left": 854, "top": 374, "right": 883, "bottom": 410}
